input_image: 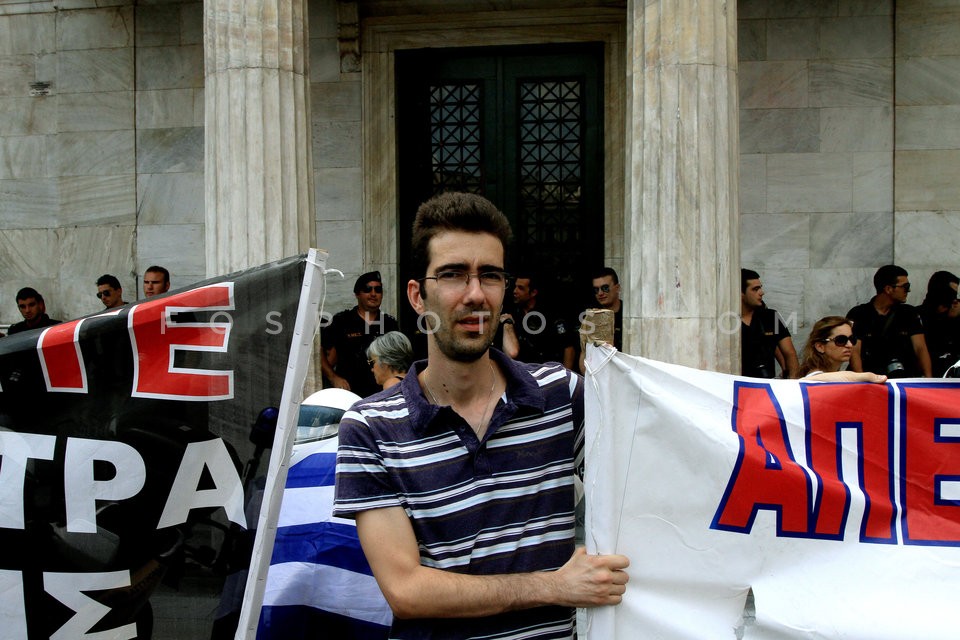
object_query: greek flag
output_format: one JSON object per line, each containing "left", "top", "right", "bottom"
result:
{"left": 257, "top": 437, "right": 392, "bottom": 639}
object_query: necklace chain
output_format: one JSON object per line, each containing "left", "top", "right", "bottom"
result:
{"left": 423, "top": 361, "right": 498, "bottom": 436}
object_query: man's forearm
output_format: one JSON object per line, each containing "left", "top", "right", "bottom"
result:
{"left": 356, "top": 507, "right": 628, "bottom": 621}
{"left": 386, "top": 566, "right": 558, "bottom": 619}
{"left": 383, "top": 548, "right": 627, "bottom": 620}
{"left": 500, "top": 315, "right": 519, "bottom": 358}
{"left": 320, "top": 352, "right": 336, "bottom": 380}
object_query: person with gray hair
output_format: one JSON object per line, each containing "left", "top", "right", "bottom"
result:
{"left": 366, "top": 330, "right": 413, "bottom": 391}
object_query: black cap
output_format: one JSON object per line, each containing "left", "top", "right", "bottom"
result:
{"left": 354, "top": 271, "right": 382, "bottom": 293}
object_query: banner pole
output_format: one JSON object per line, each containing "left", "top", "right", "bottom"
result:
{"left": 236, "top": 248, "right": 328, "bottom": 638}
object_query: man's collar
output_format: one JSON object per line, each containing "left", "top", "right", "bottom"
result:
{"left": 400, "top": 349, "right": 546, "bottom": 434}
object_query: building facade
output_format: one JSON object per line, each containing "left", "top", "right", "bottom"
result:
{"left": 1, "top": 0, "right": 958, "bottom": 373}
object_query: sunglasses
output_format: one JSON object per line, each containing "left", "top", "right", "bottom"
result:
{"left": 593, "top": 284, "right": 612, "bottom": 294}
{"left": 96, "top": 290, "right": 113, "bottom": 299}
{"left": 360, "top": 286, "right": 383, "bottom": 294}
{"left": 367, "top": 358, "right": 377, "bottom": 368}
{"left": 891, "top": 282, "right": 911, "bottom": 292}
{"left": 823, "top": 335, "right": 858, "bottom": 347}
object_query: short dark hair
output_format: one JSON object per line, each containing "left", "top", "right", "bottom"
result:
{"left": 741, "top": 269, "right": 760, "bottom": 293}
{"left": 513, "top": 270, "right": 539, "bottom": 293}
{"left": 96, "top": 274, "right": 121, "bottom": 290}
{"left": 145, "top": 265, "right": 170, "bottom": 285}
{"left": 411, "top": 192, "right": 512, "bottom": 279}
{"left": 873, "top": 264, "right": 908, "bottom": 294}
{"left": 591, "top": 267, "right": 619, "bottom": 285}
{"left": 16, "top": 287, "right": 43, "bottom": 304}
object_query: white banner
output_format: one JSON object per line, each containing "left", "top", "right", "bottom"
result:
{"left": 582, "top": 344, "right": 960, "bottom": 639}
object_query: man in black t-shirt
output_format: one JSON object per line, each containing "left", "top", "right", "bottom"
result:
{"left": 8, "top": 287, "right": 61, "bottom": 335}
{"left": 499, "top": 271, "right": 576, "bottom": 370}
{"left": 321, "top": 271, "right": 399, "bottom": 397}
{"left": 847, "top": 264, "right": 932, "bottom": 378}
{"left": 576, "top": 267, "right": 624, "bottom": 373}
{"left": 740, "top": 269, "right": 798, "bottom": 378}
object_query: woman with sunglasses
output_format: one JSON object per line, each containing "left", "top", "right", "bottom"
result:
{"left": 799, "top": 316, "right": 858, "bottom": 377}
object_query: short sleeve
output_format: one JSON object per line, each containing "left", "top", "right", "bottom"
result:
{"left": 904, "top": 305, "right": 925, "bottom": 337}
{"left": 333, "top": 410, "right": 404, "bottom": 518}
{"left": 320, "top": 311, "right": 343, "bottom": 350}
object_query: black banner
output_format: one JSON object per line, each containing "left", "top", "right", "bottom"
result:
{"left": 0, "top": 254, "right": 310, "bottom": 639}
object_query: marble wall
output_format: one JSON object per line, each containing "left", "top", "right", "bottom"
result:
{"left": 134, "top": 0, "right": 205, "bottom": 289}
{"left": 894, "top": 1, "right": 960, "bottom": 298}
{"left": 0, "top": 0, "right": 375, "bottom": 326}
{"left": 0, "top": 0, "right": 205, "bottom": 325}
{"left": 309, "top": 0, "right": 369, "bottom": 316}
{"left": 738, "top": 0, "right": 960, "bottom": 351}
{"left": 3, "top": 0, "right": 960, "bottom": 341}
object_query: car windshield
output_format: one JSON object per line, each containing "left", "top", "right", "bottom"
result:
{"left": 295, "top": 404, "right": 345, "bottom": 443}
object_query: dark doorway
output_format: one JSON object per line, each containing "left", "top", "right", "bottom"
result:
{"left": 395, "top": 43, "right": 605, "bottom": 332}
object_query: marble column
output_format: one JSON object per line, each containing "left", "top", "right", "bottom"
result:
{"left": 204, "top": 0, "right": 315, "bottom": 276}
{"left": 623, "top": 0, "right": 740, "bottom": 373}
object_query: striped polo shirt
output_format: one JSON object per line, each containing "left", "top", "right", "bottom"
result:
{"left": 334, "top": 349, "right": 584, "bottom": 639}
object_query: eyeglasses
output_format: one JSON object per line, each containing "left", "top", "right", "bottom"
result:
{"left": 419, "top": 270, "right": 511, "bottom": 290}
{"left": 367, "top": 358, "right": 377, "bottom": 368}
{"left": 593, "top": 284, "right": 612, "bottom": 294}
{"left": 96, "top": 290, "right": 112, "bottom": 299}
{"left": 822, "top": 335, "right": 858, "bottom": 347}
{"left": 891, "top": 282, "right": 911, "bottom": 292}
{"left": 360, "top": 286, "right": 383, "bottom": 294}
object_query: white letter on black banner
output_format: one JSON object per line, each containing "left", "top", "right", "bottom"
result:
{"left": 0, "top": 432, "right": 56, "bottom": 530}
{"left": 156, "top": 439, "right": 246, "bottom": 529}
{"left": 0, "top": 569, "right": 27, "bottom": 639}
{"left": 44, "top": 570, "right": 136, "bottom": 640}
{"left": 64, "top": 439, "right": 147, "bottom": 534}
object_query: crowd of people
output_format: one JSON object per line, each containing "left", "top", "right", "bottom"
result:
{"left": 4, "top": 190, "right": 948, "bottom": 639}
{"left": 318, "top": 263, "right": 628, "bottom": 396}
{"left": 320, "top": 252, "right": 960, "bottom": 402}
{"left": 741, "top": 265, "right": 960, "bottom": 380}
{"left": 1, "top": 265, "right": 171, "bottom": 338}
{"left": 6, "top": 253, "right": 955, "bottom": 388}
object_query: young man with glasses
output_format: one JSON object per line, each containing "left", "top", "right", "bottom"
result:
{"left": 847, "top": 264, "right": 932, "bottom": 378}
{"left": 334, "top": 192, "right": 629, "bottom": 639}
{"left": 321, "top": 270, "right": 399, "bottom": 397}
{"left": 586, "top": 266, "right": 623, "bottom": 350}
{"left": 96, "top": 274, "right": 127, "bottom": 310}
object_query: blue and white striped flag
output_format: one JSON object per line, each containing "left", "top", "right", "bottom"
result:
{"left": 257, "top": 437, "right": 392, "bottom": 639}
